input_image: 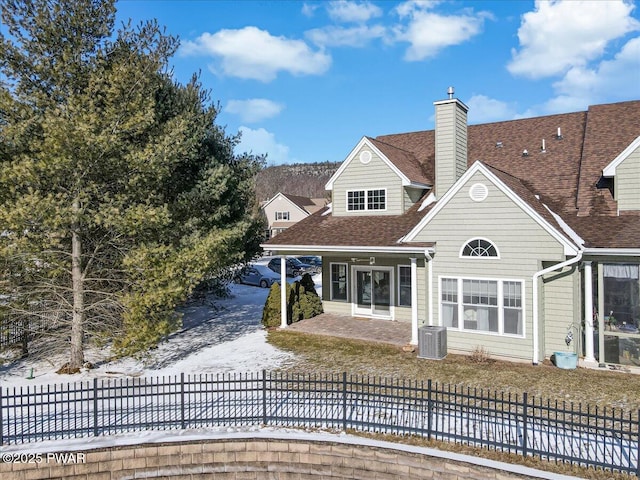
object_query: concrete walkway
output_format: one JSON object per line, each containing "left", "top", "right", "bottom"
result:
{"left": 286, "top": 313, "right": 412, "bottom": 347}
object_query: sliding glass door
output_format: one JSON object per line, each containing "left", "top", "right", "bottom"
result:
{"left": 354, "top": 267, "right": 391, "bottom": 318}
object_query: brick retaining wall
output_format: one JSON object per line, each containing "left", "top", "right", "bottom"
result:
{"left": 0, "top": 432, "right": 583, "bottom": 480}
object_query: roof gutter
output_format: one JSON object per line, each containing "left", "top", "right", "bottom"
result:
{"left": 261, "top": 244, "right": 436, "bottom": 255}
{"left": 531, "top": 249, "right": 583, "bottom": 365}
{"left": 582, "top": 248, "right": 640, "bottom": 257}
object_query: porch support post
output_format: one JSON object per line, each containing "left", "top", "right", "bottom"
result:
{"left": 598, "top": 263, "right": 605, "bottom": 366}
{"left": 583, "top": 261, "right": 596, "bottom": 363}
{"left": 280, "top": 256, "right": 287, "bottom": 329}
{"left": 410, "top": 257, "right": 418, "bottom": 345}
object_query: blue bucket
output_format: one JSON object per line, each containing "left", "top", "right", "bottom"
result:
{"left": 554, "top": 352, "right": 578, "bottom": 370}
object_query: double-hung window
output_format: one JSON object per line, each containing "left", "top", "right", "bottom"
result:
{"left": 330, "top": 263, "right": 348, "bottom": 301}
{"left": 440, "top": 277, "right": 524, "bottom": 336}
{"left": 347, "top": 189, "right": 386, "bottom": 211}
{"left": 398, "top": 265, "right": 412, "bottom": 306}
{"left": 275, "top": 211, "right": 290, "bottom": 221}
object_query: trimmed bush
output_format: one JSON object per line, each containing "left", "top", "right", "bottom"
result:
{"left": 262, "top": 274, "right": 323, "bottom": 328}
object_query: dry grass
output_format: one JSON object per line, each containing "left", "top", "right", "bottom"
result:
{"left": 351, "top": 431, "right": 632, "bottom": 480}
{"left": 269, "top": 330, "right": 640, "bottom": 412}
{"left": 268, "top": 330, "right": 639, "bottom": 479}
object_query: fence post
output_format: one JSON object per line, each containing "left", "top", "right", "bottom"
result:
{"left": 636, "top": 409, "right": 640, "bottom": 477}
{"left": 93, "top": 378, "right": 98, "bottom": 437}
{"left": 262, "top": 370, "right": 267, "bottom": 425}
{"left": 342, "top": 372, "right": 347, "bottom": 432}
{"left": 427, "top": 379, "right": 432, "bottom": 441}
{"left": 521, "top": 392, "right": 528, "bottom": 458}
{"left": 180, "top": 373, "right": 185, "bottom": 429}
{"left": 0, "top": 386, "right": 3, "bottom": 446}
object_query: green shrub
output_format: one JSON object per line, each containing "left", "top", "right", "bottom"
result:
{"left": 262, "top": 274, "right": 323, "bottom": 328}
{"left": 262, "top": 281, "right": 286, "bottom": 328}
{"left": 299, "top": 273, "right": 317, "bottom": 295}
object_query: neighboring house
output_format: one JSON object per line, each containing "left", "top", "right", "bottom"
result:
{"left": 263, "top": 89, "right": 640, "bottom": 367}
{"left": 261, "top": 192, "right": 326, "bottom": 239}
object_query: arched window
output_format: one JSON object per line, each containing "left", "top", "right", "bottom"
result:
{"left": 461, "top": 238, "right": 499, "bottom": 258}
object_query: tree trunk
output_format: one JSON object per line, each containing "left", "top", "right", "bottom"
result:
{"left": 69, "top": 198, "right": 85, "bottom": 370}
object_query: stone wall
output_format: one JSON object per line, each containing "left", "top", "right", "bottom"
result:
{"left": 0, "top": 433, "right": 582, "bottom": 480}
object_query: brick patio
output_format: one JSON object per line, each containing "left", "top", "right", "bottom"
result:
{"left": 285, "top": 313, "right": 413, "bottom": 347}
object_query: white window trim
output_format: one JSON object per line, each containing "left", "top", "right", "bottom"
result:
{"left": 330, "top": 262, "right": 349, "bottom": 302}
{"left": 397, "top": 265, "right": 412, "bottom": 307}
{"left": 459, "top": 237, "right": 501, "bottom": 259}
{"left": 438, "top": 275, "right": 526, "bottom": 338}
{"left": 351, "top": 265, "right": 395, "bottom": 319}
{"left": 345, "top": 188, "right": 388, "bottom": 212}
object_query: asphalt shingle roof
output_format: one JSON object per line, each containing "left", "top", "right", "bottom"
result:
{"left": 266, "top": 100, "right": 640, "bottom": 251}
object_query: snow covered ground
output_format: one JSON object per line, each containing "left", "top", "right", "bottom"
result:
{"left": 1, "top": 268, "right": 637, "bottom": 474}
{"left": 0, "top": 266, "right": 321, "bottom": 388}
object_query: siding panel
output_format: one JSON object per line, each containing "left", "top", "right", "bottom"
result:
{"left": 333, "top": 147, "right": 404, "bottom": 216}
{"left": 413, "top": 170, "right": 573, "bottom": 361}
{"left": 616, "top": 145, "right": 640, "bottom": 212}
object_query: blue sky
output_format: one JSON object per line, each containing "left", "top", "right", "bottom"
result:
{"left": 115, "top": 0, "right": 640, "bottom": 165}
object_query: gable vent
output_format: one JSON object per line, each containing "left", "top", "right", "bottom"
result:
{"left": 469, "top": 183, "right": 489, "bottom": 202}
{"left": 359, "top": 150, "right": 372, "bottom": 164}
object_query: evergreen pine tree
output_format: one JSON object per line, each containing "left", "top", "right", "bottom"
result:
{"left": 0, "top": 0, "right": 265, "bottom": 369}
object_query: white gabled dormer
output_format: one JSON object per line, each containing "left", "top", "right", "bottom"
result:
{"left": 325, "top": 137, "right": 418, "bottom": 217}
{"left": 434, "top": 87, "right": 469, "bottom": 198}
{"left": 602, "top": 135, "right": 640, "bottom": 214}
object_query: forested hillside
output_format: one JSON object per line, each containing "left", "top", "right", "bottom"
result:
{"left": 255, "top": 161, "right": 340, "bottom": 201}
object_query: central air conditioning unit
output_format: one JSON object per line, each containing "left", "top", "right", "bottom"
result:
{"left": 418, "top": 326, "right": 447, "bottom": 360}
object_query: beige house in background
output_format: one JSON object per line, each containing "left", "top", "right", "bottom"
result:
{"left": 264, "top": 89, "right": 640, "bottom": 368}
{"left": 261, "top": 192, "right": 326, "bottom": 239}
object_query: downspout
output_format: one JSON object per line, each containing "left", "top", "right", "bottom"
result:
{"left": 410, "top": 257, "right": 418, "bottom": 345}
{"left": 425, "top": 250, "right": 433, "bottom": 326}
{"left": 531, "top": 250, "right": 583, "bottom": 365}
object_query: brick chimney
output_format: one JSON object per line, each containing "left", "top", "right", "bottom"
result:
{"left": 434, "top": 87, "right": 469, "bottom": 197}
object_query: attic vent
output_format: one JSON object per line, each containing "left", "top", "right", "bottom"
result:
{"left": 359, "top": 150, "right": 372, "bottom": 164}
{"left": 496, "top": 141, "right": 503, "bottom": 148}
{"left": 469, "top": 183, "right": 489, "bottom": 202}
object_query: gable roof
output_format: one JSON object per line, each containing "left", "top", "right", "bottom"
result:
{"left": 262, "top": 192, "right": 325, "bottom": 216}
{"left": 281, "top": 193, "right": 326, "bottom": 214}
{"left": 602, "top": 135, "right": 640, "bottom": 177}
{"left": 403, "top": 161, "right": 580, "bottom": 255}
{"left": 577, "top": 101, "right": 640, "bottom": 216}
{"left": 266, "top": 100, "right": 640, "bottom": 252}
{"left": 325, "top": 137, "right": 430, "bottom": 190}
{"left": 263, "top": 198, "right": 434, "bottom": 254}
{"left": 367, "top": 137, "right": 431, "bottom": 187}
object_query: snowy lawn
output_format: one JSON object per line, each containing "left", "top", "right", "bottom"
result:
{"left": 0, "top": 270, "right": 322, "bottom": 388}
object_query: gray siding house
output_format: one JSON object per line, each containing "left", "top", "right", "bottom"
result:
{"left": 263, "top": 91, "right": 640, "bottom": 367}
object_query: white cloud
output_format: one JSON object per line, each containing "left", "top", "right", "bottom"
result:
{"left": 395, "top": 0, "right": 443, "bottom": 17}
{"left": 225, "top": 99, "right": 285, "bottom": 123}
{"left": 326, "top": 0, "right": 382, "bottom": 23}
{"left": 543, "top": 36, "right": 640, "bottom": 113}
{"left": 306, "top": 24, "right": 386, "bottom": 48}
{"left": 466, "top": 95, "right": 519, "bottom": 124}
{"left": 393, "top": 1, "right": 490, "bottom": 61}
{"left": 508, "top": 0, "right": 640, "bottom": 79}
{"left": 235, "top": 127, "right": 293, "bottom": 165}
{"left": 181, "top": 27, "right": 331, "bottom": 82}
{"left": 301, "top": 3, "right": 319, "bottom": 17}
